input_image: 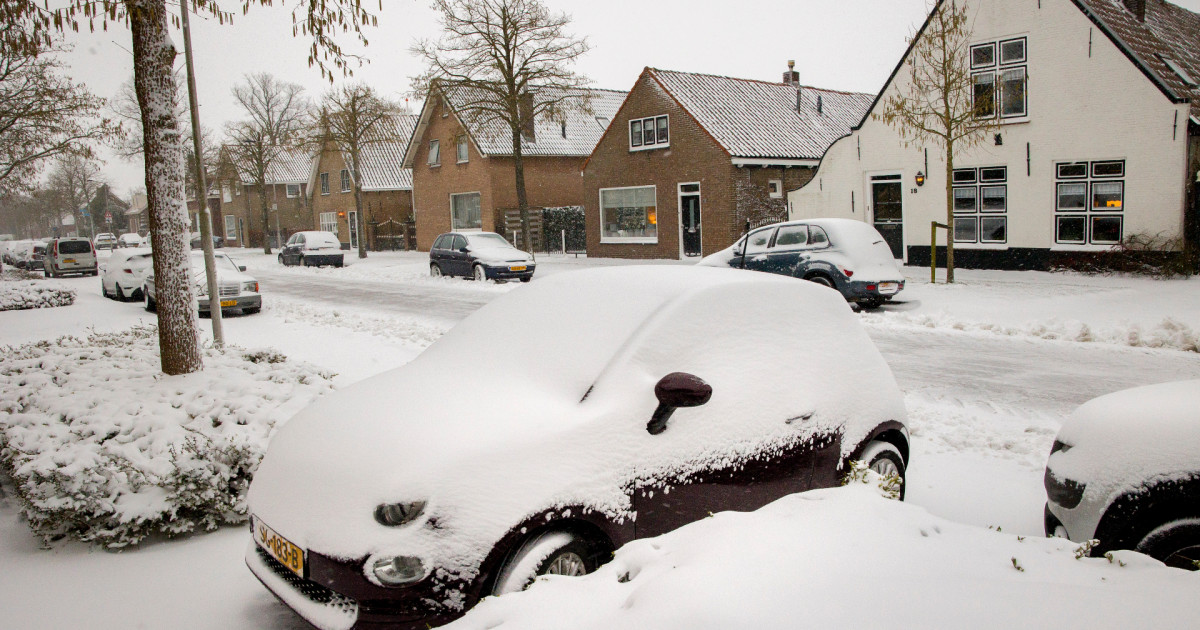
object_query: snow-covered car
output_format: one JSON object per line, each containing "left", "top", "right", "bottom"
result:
{"left": 429, "top": 231, "right": 535, "bottom": 282}
{"left": 11, "top": 240, "right": 47, "bottom": 270}
{"left": 279, "top": 231, "right": 344, "bottom": 267}
{"left": 143, "top": 251, "right": 261, "bottom": 316}
{"left": 100, "top": 248, "right": 152, "bottom": 300}
{"left": 94, "top": 233, "right": 118, "bottom": 251}
{"left": 245, "top": 265, "right": 909, "bottom": 630}
{"left": 1044, "top": 380, "right": 1200, "bottom": 570}
{"left": 44, "top": 237, "right": 97, "bottom": 277}
{"left": 698, "top": 218, "right": 904, "bottom": 309}
{"left": 117, "top": 233, "right": 145, "bottom": 248}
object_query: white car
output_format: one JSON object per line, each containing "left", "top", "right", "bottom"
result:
{"left": 278, "top": 231, "right": 344, "bottom": 267}
{"left": 100, "top": 248, "right": 153, "bottom": 300}
{"left": 1045, "top": 380, "right": 1200, "bottom": 570}
{"left": 245, "top": 265, "right": 908, "bottom": 629}
{"left": 118, "top": 233, "right": 146, "bottom": 248}
{"left": 143, "top": 251, "right": 261, "bottom": 316}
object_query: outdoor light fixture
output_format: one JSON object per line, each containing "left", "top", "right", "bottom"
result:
{"left": 915, "top": 171, "right": 926, "bottom": 187}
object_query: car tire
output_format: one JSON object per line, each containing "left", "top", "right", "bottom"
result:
{"left": 492, "top": 531, "right": 598, "bottom": 596}
{"left": 862, "top": 441, "right": 906, "bottom": 500}
{"left": 805, "top": 274, "right": 836, "bottom": 289}
{"left": 243, "top": 307, "right": 261, "bottom": 315}
{"left": 473, "top": 264, "right": 487, "bottom": 282}
{"left": 44, "top": 267, "right": 52, "bottom": 278}
{"left": 101, "top": 282, "right": 110, "bottom": 298}
{"left": 860, "top": 298, "right": 884, "bottom": 310}
{"left": 1135, "top": 517, "right": 1200, "bottom": 570}
{"left": 277, "top": 254, "right": 284, "bottom": 266}
{"left": 520, "top": 276, "right": 532, "bottom": 283}
{"left": 144, "top": 291, "right": 156, "bottom": 312}
{"left": 430, "top": 263, "right": 443, "bottom": 278}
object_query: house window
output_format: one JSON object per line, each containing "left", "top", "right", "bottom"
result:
{"left": 972, "top": 37, "right": 1027, "bottom": 119}
{"left": 768, "top": 180, "right": 783, "bottom": 199}
{"left": 600, "top": 186, "right": 657, "bottom": 243}
{"left": 224, "top": 215, "right": 237, "bottom": 241}
{"left": 1055, "top": 159, "right": 1125, "bottom": 245}
{"left": 450, "top": 192, "right": 482, "bottom": 230}
{"left": 222, "top": 185, "right": 232, "bottom": 203}
{"left": 456, "top": 136, "right": 469, "bottom": 163}
{"left": 320, "top": 211, "right": 338, "bottom": 235}
{"left": 428, "top": 140, "right": 441, "bottom": 166}
{"left": 340, "top": 169, "right": 351, "bottom": 192}
{"left": 629, "top": 115, "right": 669, "bottom": 151}
{"left": 286, "top": 184, "right": 300, "bottom": 198}
{"left": 952, "top": 166, "right": 1007, "bottom": 244}
{"left": 319, "top": 172, "right": 330, "bottom": 195}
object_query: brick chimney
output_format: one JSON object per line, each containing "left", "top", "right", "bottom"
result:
{"left": 782, "top": 60, "right": 799, "bottom": 86}
{"left": 1122, "top": 0, "right": 1146, "bottom": 21}
{"left": 519, "top": 92, "right": 535, "bottom": 143}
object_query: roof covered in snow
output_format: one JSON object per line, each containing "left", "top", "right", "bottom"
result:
{"left": 229, "top": 146, "right": 313, "bottom": 185}
{"left": 349, "top": 113, "right": 419, "bottom": 191}
{"left": 646, "top": 68, "right": 874, "bottom": 161}
{"left": 1076, "top": 0, "right": 1200, "bottom": 122}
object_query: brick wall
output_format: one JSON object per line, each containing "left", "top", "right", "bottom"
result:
{"left": 235, "top": 183, "right": 311, "bottom": 247}
{"left": 312, "top": 141, "right": 413, "bottom": 248}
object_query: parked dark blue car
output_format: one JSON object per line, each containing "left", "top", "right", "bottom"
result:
{"left": 429, "top": 232, "right": 535, "bottom": 282}
{"left": 699, "top": 218, "right": 904, "bottom": 308}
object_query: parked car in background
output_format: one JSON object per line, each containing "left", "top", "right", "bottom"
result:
{"left": 11, "top": 240, "right": 48, "bottom": 270}
{"left": 144, "top": 251, "right": 260, "bottom": 316}
{"left": 3, "top": 240, "right": 29, "bottom": 267}
{"left": 278, "top": 231, "right": 344, "bottom": 267}
{"left": 246, "top": 266, "right": 908, "bottom": 630}
{"left": 699, "top": 218, "right": 904, "bottom": 309}
{"left": 118, "top": 233, "right": 146, "bottom": 248}
{"left": 100, "top": 248, "right": 153, "bottom": 300}
{"left": 43, "top": 237, "right": 97, "bottom": 277}
{"left": 1045, "top": 380, "right": 1200, "bottom": 571}
{"left": 94, "top": 233, "right": 118, "bottom": 250}
{"left": 189, "top": 235, "right": 224, "bottom": 249}
{"left": 429, "top": 231, "right": 535, "bottom": 282}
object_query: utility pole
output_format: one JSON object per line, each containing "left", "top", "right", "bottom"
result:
{"left": 181, "top": 0, "right": 224, "bottom": 347}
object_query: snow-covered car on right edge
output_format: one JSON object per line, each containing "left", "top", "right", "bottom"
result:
{"left": 1045, "top": 380, "right": 1200, "bottom": 570}
{"left": 245, "top": 265, "right": 909, "bottom": 630}
{"left": 698, "top": 218, "right": 904, "bottom": 309}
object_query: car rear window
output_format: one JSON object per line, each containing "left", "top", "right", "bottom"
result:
{"left": 59, "top": 241, "right": 91, "bottom": 254}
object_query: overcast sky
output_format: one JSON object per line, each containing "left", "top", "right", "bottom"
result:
{"left": 51, "top": 0, "right": 1200, "bottom": 195}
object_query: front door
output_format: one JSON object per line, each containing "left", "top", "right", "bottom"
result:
{"left": 679, "top": 183, "right": 702, "bottom": 257}
{"left": 347, "top": 210, "right": 359, "bottom": 250}
{"left": 871, "top": 175, "right": 904, "bottom": 259}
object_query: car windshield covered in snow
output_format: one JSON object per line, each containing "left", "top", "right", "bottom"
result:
{"left": 465, "top": 232, "right": 516, "bottom": 249}
{"left": 189, "top": 252, "right": 240, "bottom": 274}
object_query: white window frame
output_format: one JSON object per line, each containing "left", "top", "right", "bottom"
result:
{"left": 768, "top": 180, "right": 783, "bottom": 199}
{"left": 450, "top": 192, "right": 483, "bottom": 231}
{"left": 951, "top": 166, "right": 1007, "bottom": 246}
{"left": 629, "top": 115, "right": 670, "bottom": 152}
{"left": 320, "top": 211, "right": 338, "bottom": 235}
{"left": 1054, "top": 159, "right": 1126, "bottom": 247}
{"left": 971, "top": 36, "right": 1027, "bottom": 121}
{"left": 428, "top": 140, "right": 441, "bottom": 166}
{"left": 285, "top": 184, "right": 300, "bottom": 198}
{"left": 456, "top": 136, "right": 469, "bottom": 163}
{"left": 224, "top": 214, "right": 237, "bottom": 241}
{"left": 340, "top": 169, "right": 351, "bottom": 192}
{"left": 319, "top": 172, "right": 330, "bottom": 196}
{"left": 599, "top": 185, "right": 658, "bottom": 244}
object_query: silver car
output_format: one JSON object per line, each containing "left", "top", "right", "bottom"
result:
{"left": 143, "top": 251, "right": 261, "bottom": 316}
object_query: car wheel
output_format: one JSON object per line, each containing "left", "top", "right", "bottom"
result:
{"left": 277, "top": 254, "right": 284, "bottom": 265}
{"left": 101, "top": 282, "right": 110, "bottom": 298}
{"left": 492, "top": 531, "right": 598, "bottom": 596}
{"left": 44, "top": 267, "right": 52, "bottom": 278}
{"left": 1136, "top": 518, "right": 1200, "bottom": 570}
{"left": 520, "top": 276, "right": 532, "bottom": 283}
{"left": 860, "top": 298, "right": 884, "bottom": 310}
{"left": 430, "top": 263, "right": 443, "bottom": 278}
{"left": 243, "top": 307, "right": 261, "bottom": 315}
{"left": 473, "top": 264, "right": 487, "bottom": 282}
{"left": 299, "top": 255, "right": 308, "bottom": 267}
{"left": 862, "top": 441, "right": 906, "bottom": 500}
{"left": 805, "top": 274, "right": 836, "bottom": 289}
{"left": 144, "top": 290, "right": 156, "bottom": 312}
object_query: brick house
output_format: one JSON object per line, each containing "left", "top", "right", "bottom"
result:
{"left": 790, "top": 0, "right": 1200, "bottom": 269}
{"left": 219, "top": 148, "right": 313, "bottom": 249}
{"left": 309, "top": 114, "right": 419, "bottom": 250}
{"left": 582, "top": 66, "right": 873, "bottom": 260}
{"left": 402, "top": 83, "right": 626, "bottom": 251}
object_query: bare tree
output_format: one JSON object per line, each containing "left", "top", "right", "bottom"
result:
{"left": 877, "top": 0, "right": 999, "bottom": 283}
{"left": 11, "top": 0, "right": 379, "bottom": 376}
{"left": 225, "top": 73, "right": 307, "bottom": 254}
{"left": 47, "top": 153, "right": 104, "bottom": 238}
{"left": 308, "top": 83, "right": 402, "bottom": 259}
{"left": 412, "top": 0, "right": 590, "bottom": 251}
{"left": 0, "top": 22, "right": 113, "bottom": 196}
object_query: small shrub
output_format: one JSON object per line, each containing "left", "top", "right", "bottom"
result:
{"left": 1051, "top": 233, "right": 1199, "bottom": 278}
{"left": 841, "top": 459, "right": 902, "bottom": 500}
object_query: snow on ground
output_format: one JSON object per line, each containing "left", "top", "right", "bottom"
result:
{"left": 0, "top": 270, "right": 75, "bottom": 311}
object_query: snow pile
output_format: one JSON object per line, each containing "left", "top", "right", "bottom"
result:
{"left": 862, "top": 311, "right": 1199, "bottom": 353}
{"left": 266, "top": 298, "right": 448, "bottom": 348}
{"left": 448, "top": 484, "right": 1198, "bottom": 630}
{"left": 0, "top": 326, "right": 335, "bottom": 547}
{"left": 0, "top": 280, "right": 75, "bottom": 311}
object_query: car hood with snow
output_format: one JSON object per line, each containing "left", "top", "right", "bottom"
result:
{"left": 247, "top": 265, "right": 905, "bottom": 585}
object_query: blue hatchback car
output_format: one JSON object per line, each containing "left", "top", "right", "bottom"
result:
{"left": 699, "top": 218, "right": 904, "bottom": 308}
{"left": 429, "top": 232, "right": 535, "bottom": 282}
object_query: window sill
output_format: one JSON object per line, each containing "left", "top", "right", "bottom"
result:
{"left": 628, "top": 145, "right": 670, "bottom": 153}
{"left": 998, "top": 116, "right": 1030, "bottom": 126}
{"left": 601, "top": 237, "right": 659, "bottom": 245}
{"left": 952, "top": 243, "right": 1010, "bottom": 250}
{"left": 456, "top": 160, "right": 469, "bottom": 165}
{"left": 1050, "top": 244, "right": 1120, "bottom": 251}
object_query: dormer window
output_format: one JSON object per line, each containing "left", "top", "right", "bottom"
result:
{"left": 630, "top": 115, "right": 669, "bottom": 151}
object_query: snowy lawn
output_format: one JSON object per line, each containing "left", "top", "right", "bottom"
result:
{"left": 0, "top": 271, "right": 75, "bottom": 311}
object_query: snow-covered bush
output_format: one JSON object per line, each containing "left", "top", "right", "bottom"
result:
{"left": 0, "top": 326, "right": 335, "bottom": 547}
{"left": 0, "top": 279, "right": 75, "bottom": 311}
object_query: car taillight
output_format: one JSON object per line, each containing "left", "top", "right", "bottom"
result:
{"left": 842, "top": 268, "right": 854, "bottom": 278}
{"left": 867, "top": 284, "right": 877, "bottom": 291}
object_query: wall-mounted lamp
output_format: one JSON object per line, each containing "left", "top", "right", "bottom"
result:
{"left": 915, "top": 171, "right": 926, "bottom": 187}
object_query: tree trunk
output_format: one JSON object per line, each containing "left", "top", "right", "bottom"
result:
{"left": 127, "top": 0, "right": 202, "bottom": 375}
{"left": 352, "top": 149, "right": 367, "bottom": 259}
{"left": 259, "top": 181, "right": 272, "bottom": 254}
{"left": 944, "top": 142, "right": 956, "bottom": 284}
{"left": 511, "top": 127, "right": 533, "bottom": 256}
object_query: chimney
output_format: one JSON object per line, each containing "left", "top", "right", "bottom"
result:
{"left": 519, "top": 92, "right": 535, "bottom": 143}
{"left": 782, "top": 60, "right": 799, "bottom": 86}
{"left": 1122, "top": 0, "right": 1146, "bottom": 21}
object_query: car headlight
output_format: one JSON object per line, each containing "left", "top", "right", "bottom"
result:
{"left": 374, "top": 500, "right": 426, "bottom": 527}
{"left": 370, "top": 555, "right": 426, "bottom": 587}
{"left": 1044, "top": 469, "right": 1086, "bottom": 509}
{"left": 243, "top": 281, "right": 258, "bottom": 292}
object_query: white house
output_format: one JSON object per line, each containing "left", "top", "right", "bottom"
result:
{"left": 789, "top": 0, "right": 1200, "bottom": 269}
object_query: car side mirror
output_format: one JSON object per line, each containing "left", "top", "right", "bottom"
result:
{"left": 647, "top": 372, "right": 712, "bottom": 435}
{"left": 238, "top": 265, "right": 247, "bottom": 272}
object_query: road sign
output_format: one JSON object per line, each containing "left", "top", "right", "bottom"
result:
{"left": 105, "top": 211, "right": 112, "bottom": 223}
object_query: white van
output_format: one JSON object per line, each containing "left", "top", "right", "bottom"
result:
{"left": 44, "top": 237, "right": 98, "bottom": 277}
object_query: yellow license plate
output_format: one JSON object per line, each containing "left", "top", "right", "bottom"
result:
{"left": 509, "top": 265, "right": 527, "bottom": 272}
{"left": 253, "top": 516, "right": 305, "bottom": 577}
{"left": 220, "top": 299, "right": 236, "bottom": 307}
{"left": 63, "top": 259, "right": 75, "bottom": 264}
